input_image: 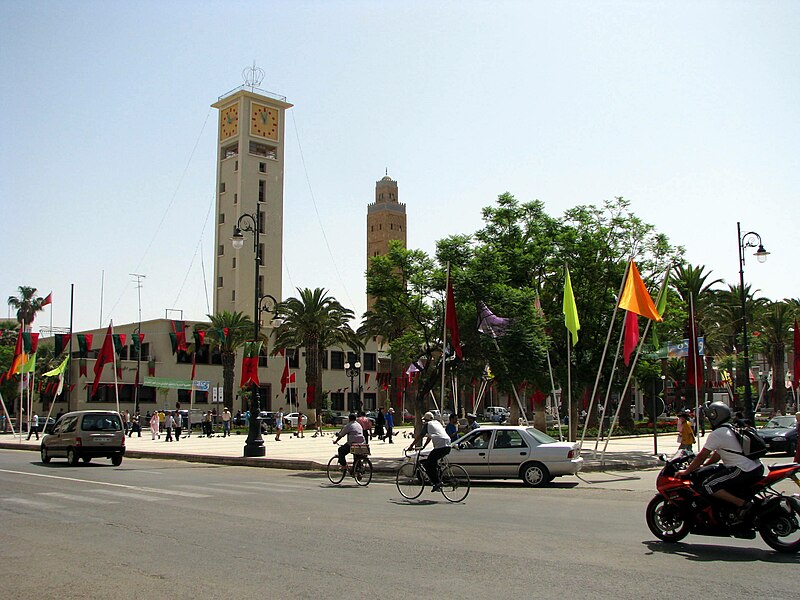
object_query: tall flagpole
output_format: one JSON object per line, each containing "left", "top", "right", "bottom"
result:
{"left": 111, "top": 320, "right": 120, "bottom": 414}
{"left": 440, "top": 263, "right": 450, "bottom": 413}
{"left": 566, "top": 329, "right": 572, "bottom": 441}
{"left": 67, "top": 284, "right": 74, "bottom": 412}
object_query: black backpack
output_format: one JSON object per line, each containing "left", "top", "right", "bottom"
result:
{"left": 725, "top": 423, "right": 768, "bottom": 460}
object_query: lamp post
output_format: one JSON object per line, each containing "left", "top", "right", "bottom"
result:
{"left": 344, "top": 360, "right": 361, "bottom": 412}
{"left": 232, "top": 211, "right": 279, "bottom": 457}
{"left": 737, "top": 222, "right": 769, "bottom": 424}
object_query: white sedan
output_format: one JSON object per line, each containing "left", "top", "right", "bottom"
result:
{"left": 444, "top": 425, "right": 583, "bottom": 486}
{"left": 284, "top": 412, "right": 308, "bottom": 428}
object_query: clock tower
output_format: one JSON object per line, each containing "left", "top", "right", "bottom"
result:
{"left": 366, "top": 172, "right": 407, "bottom": 310}
{"left": 211, "top": 75, "right": 293, "bottom": 321}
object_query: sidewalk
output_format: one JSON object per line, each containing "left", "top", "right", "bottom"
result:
{"left": 0, "top": 426, "right": 669, "bottom": 473}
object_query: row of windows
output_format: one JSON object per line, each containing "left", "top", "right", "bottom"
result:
{"left": 369, "top": 223, "right": 404, "bottom": 232}
{"left": 221, "top": 141, "right": 277, "bottom": 162}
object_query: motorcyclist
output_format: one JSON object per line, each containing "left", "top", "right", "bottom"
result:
{"left": 677, "top": 402, "right": 764, "bottom": 520}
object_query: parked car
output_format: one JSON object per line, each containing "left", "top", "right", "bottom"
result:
{"left": 423, "top": 425, "right": 582, "bottom": 486}
{"left": 284, "top": 412, "right": 308, "bottom": 428}
{"left": 758, "top": 416, "right": 798, "bottom": 456}
{"left": 40, "top": 410, "right": 125, "bottom": 466}
{"left": 482, "top": 406, "right": 510, "bottom": 423}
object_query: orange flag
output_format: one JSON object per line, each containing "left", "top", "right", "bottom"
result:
{"left": 618, "top": 261, "right": 662, "bottom": 321}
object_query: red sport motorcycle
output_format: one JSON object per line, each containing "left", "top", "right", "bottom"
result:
{"left": 646, "top": 450, "right": 800, "bottom": 553}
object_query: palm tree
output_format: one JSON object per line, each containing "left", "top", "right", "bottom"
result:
{"left": 273, "top": 288, "right": 361, "bottom": 428}
{"left": 197, "top": 311, "right": 254, "bottom": 415}
{"left": 757, "top": 301, "right": 793, "bottom": 414}
{"left": 7, "top": 286, "right": 47, "bottom": 328}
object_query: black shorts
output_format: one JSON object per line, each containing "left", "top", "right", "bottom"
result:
{"left": 702, "top": 464, "right": 763, "bottom": 496}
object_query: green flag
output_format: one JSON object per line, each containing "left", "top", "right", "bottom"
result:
{"left": 20, "top": 352, "right": 37, "bottom": 373}
{"left": 651, "top": 267, "right": 670, "bottom": 349}
{"left": 563, "top": 267, "right": 580, "bottom": 346}
{"left": 44, "top": 355, "right": 70, "bottom": 377}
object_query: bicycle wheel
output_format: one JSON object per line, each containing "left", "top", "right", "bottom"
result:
{"left": 326, "top": 456, "right": 346, "bottom": 484}
{"left": 396, "top": 463, "right": 425, "bottom": 499}
{"left": 440, "top": 464, "right": 470, "bottom": 503}
{"left": 353, "top": 457, "right": 373, "bottom": 486}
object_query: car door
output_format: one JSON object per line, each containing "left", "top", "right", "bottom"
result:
{"left": 488, "top": 429, "right": 529, "bottom": 477}
{"left": 50, "top": 415, "right": 78, "bottom": 456}
{"left": 448, "top": 429, "right": 493, "bottom": 477}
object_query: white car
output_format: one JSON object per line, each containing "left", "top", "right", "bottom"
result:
{"left": 444, "top": 425, "right": 583, "bottom": 486}
{"left": 284, "top": 412, "right": 308, "bottom": 428}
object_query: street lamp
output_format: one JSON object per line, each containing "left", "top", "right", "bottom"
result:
{"left": 232, "top": 211, "right": 279, "bottom": 457}
{"left": 344, "top": 360, "right": 361, "bottom": 412}
{"left": 737, "top": 222, "right": 769, "bottom": 424}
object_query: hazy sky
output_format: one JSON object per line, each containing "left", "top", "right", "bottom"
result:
{"left": 2, "top": 1, "right": 798, "bottom": 335}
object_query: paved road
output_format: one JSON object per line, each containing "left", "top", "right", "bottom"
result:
{"left": 1, "top": 450, "right": 797, "bottom": 600}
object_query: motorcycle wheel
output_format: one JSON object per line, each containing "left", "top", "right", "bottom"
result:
{"left": 758, "top": 500, "right": 800, "bottom": 554}
{"left": 646, "top": 496, "right": 690, "bottom": 543}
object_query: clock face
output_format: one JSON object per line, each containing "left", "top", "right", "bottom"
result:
{"left": 251, "top": 102, "right": 279, "bottom": 140}
{"left": 220, "top": 104, "right": 239, "bottom": 140}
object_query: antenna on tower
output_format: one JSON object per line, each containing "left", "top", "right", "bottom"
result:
{"left": 130, "top": 273, "right": 146, "bottom": 325}
{"left": 242, "top": 61, "right": 265, "bottom": 91}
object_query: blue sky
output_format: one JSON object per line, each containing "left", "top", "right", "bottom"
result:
{"left": 2, "top": 1, "right": 798, "bottom": 333}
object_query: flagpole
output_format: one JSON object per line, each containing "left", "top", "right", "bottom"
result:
{"left": 566, "top": 329, "right": 573, "bottom": 441}
{"left": 0, "top": 391, "right": 18, "bottom": 438}
{"left": 111, "top": 321, "right": 120, "bottom": 414}
{"left": 67, "top": 284, "right": 74, "bottom": 413}
{"left": 689, "top": 293, "right": 702, "bottom": 440}
{"left": 592, "top": 320, "right": 627, "bottom": 453}
{"left": 441, "top": 263, "right": 450, "bottom": 413}
{"left": 545, "top": 348, "right": 563, "bottom": 440}
{"left": 581, "top": 261, "right": 630, "bottom": 448}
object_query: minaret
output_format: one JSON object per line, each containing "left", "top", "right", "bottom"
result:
{"left": 211, "top": 67, "right": 293, "bottom": 321}
{"left": 366, "top": 171, "right": 407, "bottom": 310}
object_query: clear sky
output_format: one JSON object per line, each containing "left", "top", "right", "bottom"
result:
{"left": 2, "top": 1, "right": 798, "bottom": 335}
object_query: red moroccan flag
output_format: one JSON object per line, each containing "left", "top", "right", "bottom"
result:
{"left": 42, "top": 292, "right": 52, "bottom": 306}
{"left": 240, "top": 342, "right": 261, "bottom": 387}
{"left": 280, "top": 361, "right": 291, "bottom": 393}
{"left": 91, "top": 323, "right": 115, "bottom": 397}
{"left": 445, "top": 272, "right": 463, "bottom": 359}
{"left": 623, "top": 310, "right": 640, "bottom": 367}
{"left": 190, "top": 352, "right": 196, "bottom": 381}
{"left": 686, "top": 319, "right": 703, "bottom": 390}
{"left": 306, "top": 384, "right": 316, "bottom": 408}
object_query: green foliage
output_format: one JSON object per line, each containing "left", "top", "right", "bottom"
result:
{"left": 7, "top": 286, "right": 47, "bottom": 326}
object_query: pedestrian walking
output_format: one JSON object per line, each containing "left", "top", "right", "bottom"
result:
{"left": 26, "top": 412, "right": 39, "bottom": 440}
{"left": 222, "top": 407, "right": 232, "bottom": 437}
{"left": 296, "top": 412, "right": 305, "bottom": 438}
{"left": 174, "top": 411, "right": 182, "bottom": 441}
{"left": 677, "top": 412, "right": 695, "bottom": 451}
{"left": 164, "top": 411, "right": 175, "bottom": 442}
{"left": 275, "top": 408, "right": 284, "bottom": 441}
{"left": 129, "top": 411, "right": 142, "bottom": 437}
{"left": 158, "top": 410, "right": 165, "bottom": 435}
{"left": 384, "top": 408, "right": 395, "bottom": 444}
{"left": 357, "top": 411, "right": 372, "bottom": 443}
{"left": 375, "top": 408, "right": 386, "bottom": 441}
{"left": 150, "top": 411, "right": 160, "bottom": 440}
{"left": 123, "top": 410, "right": 131, "bottom": 435}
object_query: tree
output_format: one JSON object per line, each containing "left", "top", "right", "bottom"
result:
{"left": 755, "top": 301, "right": 794, "bottom": 414}
{"left": 273, "top": 288, "right": 361, "bottom": 428}
{"left": 7, "top": 286, "right": 47, "bottom": 328}
{"left": 197, "top": 311, "right": 254, "bottom": 415}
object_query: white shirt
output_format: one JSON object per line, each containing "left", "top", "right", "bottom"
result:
{"left": 423, "top": 419, "right": 451, "bottom": 449}
{"left": 704, "top": 426, "right": 761, "bottom": 472}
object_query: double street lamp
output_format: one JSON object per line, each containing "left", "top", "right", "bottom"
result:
{"left": 344, "top": 360, "right": 361, "bottom": 412}
{"left": 232, "top": 211, "right": 278, "bottom": 457}
{"left": 737, "top": 221, "right": 769, "bottom": 424}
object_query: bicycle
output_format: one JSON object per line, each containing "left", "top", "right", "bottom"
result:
{"left": 396, "top": 448, "right": 470, "bottom": 502}
{"left": 326, "top": 443, "right": 373, "bottom": 486}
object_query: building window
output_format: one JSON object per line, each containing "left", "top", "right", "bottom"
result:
{"left": 249, "top": 141, "right": 277, "bottom": 160}
{"left": 288, "top": 349, "right": 300, "bottom": 369}
{"left": 321, "top": 351, "right": 328, "bottom": 370}
{"left": 219, "top": 182, "right": 226, "bottom": 193}
{"left": 331, "top": 392, "right": 344, "bottom": 411}
{"left": 231, "top": 290, "right": 235, "bottom": 301}
{"left": 258, "top": 243, "right": 264, "bottom": 262}
{"left": 211, "top": 348, "right": 222, "bottom": 365}
{"left": 258, "top": 346, "right": 268, "bottom": 368}
{"left": 363, "top": 393, "right": 376, "bottom": 411}
{"left": 258, "top": 275, "right": 264, "bottom": 297}
{"left": 234, "top": 193, "right": 238, "bottom": 205}
{"left": 234, "top": 160, "right": 238, "bottom": 171}
{"left": 330, "top": 351, "right": 345, "bottom": 370}
{"left": 259, "top": 162, "right": 267, "bottom": 173}
{"left": 363, "top": 353, "right": 377, "bottom": 371}
{"left": 218, "top": 244, "right": 224, "bottom": 256}
{"left": 258, "top": 212, "right": 265, "bottom": 234}
{"left": 232, "top": 257, "right": 236, "bottom": 269}
{"left": 217, "top": 276, "right": 223, "bottom": 287}
{"left": 219, "top": 213, "right": 225, "bottom": 225}
{"left": 258, "top": 180, "right": 266, "bottom": 202}
{"left": 222, "top": 142, "right": 238, "bottom": 159}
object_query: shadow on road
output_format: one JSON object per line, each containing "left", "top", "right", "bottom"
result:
{"left": 642, "top": 540, "right": 800, "bottom": 564}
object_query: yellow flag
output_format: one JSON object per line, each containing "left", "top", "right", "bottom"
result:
{"left": 563, "top": 267, "right": 580, "bottom": 345}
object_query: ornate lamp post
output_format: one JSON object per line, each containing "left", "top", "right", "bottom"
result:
{"left": 737, "top": 222, "right": 769, "bottom": 424}
{"left": 232, "top": 212, "right": 279, "bottom": 457}
{"left": 344, "top": 360, "right": 361, "bottom": 412}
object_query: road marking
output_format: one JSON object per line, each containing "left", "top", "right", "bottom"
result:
{"left": 174, "top": 484, "right": 250, "bottom": 495}
{"left": 39, "top": 492, "right": 117, "bottom": 504}
{"left": 93, "top": 489, "right": 161, "bottom": 502}
{"left": 0, "top": 468, "right": 209, "bottom": 498}
{"left": 2, "top": 497, "right": 54, "bottom": 509}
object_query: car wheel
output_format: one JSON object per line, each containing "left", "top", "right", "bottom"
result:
{"left": 111, "top": 455, "right": 123, "bottom": 467}
{"left": 82, "top": 457, "right": 92, "bottom": 464}
{"left": 67, "top": 448, "right": 80, "bottom": 466}
{"left": 40, "top": 446, "right": 51, "bottom": 464}
{"left": 521, "top": 462, "right": 551, "bottom": 487}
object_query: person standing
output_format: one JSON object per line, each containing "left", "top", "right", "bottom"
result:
{"left": 466, "top": 413, "right": 480, "bottom": 431}
{"left": 204, "top": 411, "right": 213, "bottom": 437}
{"left": 357, "top": 411, "right": 372, "bottom": 443}
{"left": 174, "top": 411, "right": 182, "bottom": 441}
{"left": 375, "top": 408, "right": 386, "bottom": 441}
{"left": 122, "top": 410, "right": 131, "bottom": 435}
{"left": 222, "top": 407, "right": 232, "bottom": 437}
{"left": 164, "top": 411, "right": 174, "bottom": 442}
{"left": 445, "top": 414, "right": 459, "bottom": 442}
{"left": 384, "top": 408, "right": 395, "bottom": 443}
{"left": 150, "top": 411, "right": 160, "bottom": 440}
{"left": 129, "top": 411, "right": 142, "bottom": 437}
{"left": 26, "top": 412, "right": 39, "bottom": 440}
{"left": 677, "top": 412, "right": 695, "bottom": 451}
{"left": 275, "top": 408, "right": 284, "bottom": 441}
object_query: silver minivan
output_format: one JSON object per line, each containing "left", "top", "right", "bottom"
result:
{"left": 41, "top": 410, "right": 126, "bottom": 466}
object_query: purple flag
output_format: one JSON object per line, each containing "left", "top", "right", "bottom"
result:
{"left": 477, "top": 302, "right": 510, "bottom": 338}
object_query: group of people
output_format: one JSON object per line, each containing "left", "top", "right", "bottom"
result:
{"left": 142, "top": 407, "right": 233, "bottom": 440}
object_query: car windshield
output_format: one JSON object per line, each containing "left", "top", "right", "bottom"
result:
{"left": 764, "top": 416, "right": 795, "bottom": 429}
{"left": 526, "top": 427, "right": 557, "bottom": 444}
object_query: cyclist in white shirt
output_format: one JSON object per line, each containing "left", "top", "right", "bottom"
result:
{"left": 407, "top": 412, "right": 452, "bottom": 491}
